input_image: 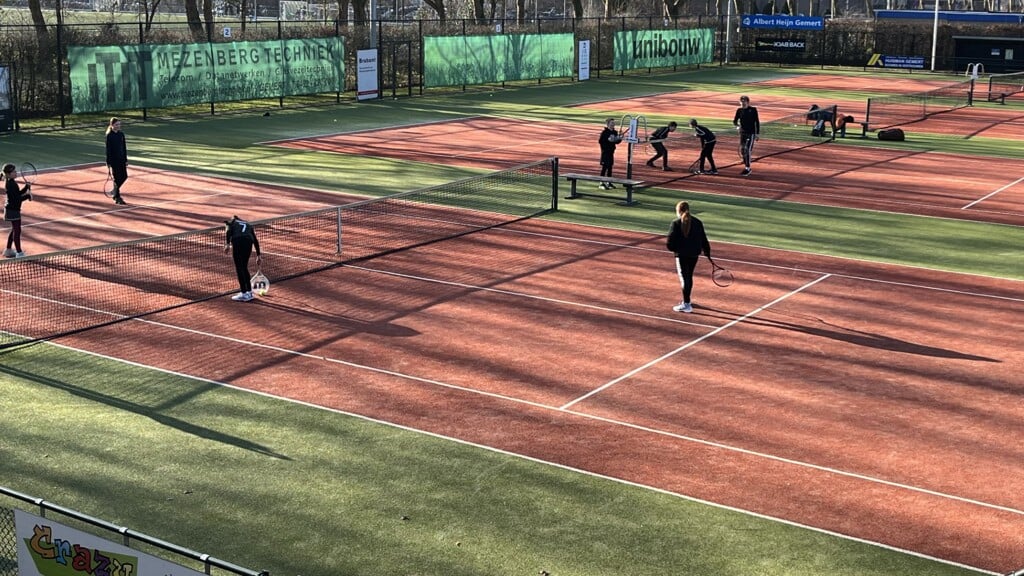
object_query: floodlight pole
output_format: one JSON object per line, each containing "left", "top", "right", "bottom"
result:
{"left": 930, "top": 0, "right": 939, "bottom": 71}
{"left": 724, "top": 0, "right": 733, "bottom": 64}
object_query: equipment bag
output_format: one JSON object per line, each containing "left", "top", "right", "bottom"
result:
{"left": 877, "top": 128, "right": 905, "bottom": 141}
{"left": 811, "top": 119, "right": 826, "bottom": 137}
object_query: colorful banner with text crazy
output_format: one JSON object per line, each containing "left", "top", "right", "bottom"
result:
{"left": 613, "top": 28, "right": 714, "bottom": 71}
{"left": 68, "top": 37, "right": 344, "bottom": 113}
{"left": 14, "top": 509, "right": 207, "bottom": 576}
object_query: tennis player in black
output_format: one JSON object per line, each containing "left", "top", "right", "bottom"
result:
{"left": 732, "top": 96, "right": 760, "bottom": 176}
{"left": 105, "top": 117, "right": 128, "bottom": 205}
{"left": 646, "top": 121, "right": 677, "bottom": 171}
{"left": 688, "top": 119, "right": 718, "bottom": 175}
{"left": 598, "top": 118, "right": 622, "bottom": 189}
{"left": 3, "top": 163, "right": 32, "bottom": 258}
{"left": 224, "top": 215, "right": 262, "bottom": 302}
{"left": 666, "top": 201, "right": 711, "bottom": 314}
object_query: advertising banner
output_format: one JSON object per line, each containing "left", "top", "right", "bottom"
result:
{"left": 423, "top": 33, "right": 574, "bottom": 87}
{"left": 741, "top": 15, "right": 825, "bottom": 30}
{"left": 867, "top": 53, "right": 926, "bottom": 68}
{"left": 356, "top": 49, "right": 379, "bottom": 100}
{"left": 578, "top": 40, "right": 590, "bottom": 81}
{"left": 612, "top": 28, "right": 714, "bottom": 71}
{"left": 68, "top": 37, "right": 344, "bottom": 113}
{"left": 14, "top": 509, "right": 206, "bottom": 576}
{"left": 756, "top": 38, "right": 807, "bottom": 51}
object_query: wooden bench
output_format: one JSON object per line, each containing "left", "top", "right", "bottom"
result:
{"left": 562, "top": 173, "right": 646, "bottom": 206}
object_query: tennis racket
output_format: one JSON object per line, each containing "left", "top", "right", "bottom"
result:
{"left": 20, "top": 162, "right": 37, "bottom": 185}
{"left": 20, "top": 162, "right": 37, "bottom": 200}
{"left": 251, "top": 270, "right": 270, "bottom": 296}
{"left": 689, "top": 158, "right": 701, "bottom": 175}
{"left": 103, "top": 169, "right": 115, "bottom": 198}
{"left": 709, "top": 258, "right": 734, "bottom": 288}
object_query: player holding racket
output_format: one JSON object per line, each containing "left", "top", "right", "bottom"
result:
{"left": 688, "top": 118, "right": 718, "bottom": 175}
{"left": 224, "top": 215, "right": 262, "bottom": 302}
{"left": 105, "top": 117, "right": 128, "bottom": 205}
{"left": 732, "top": 95, "right": 760, "bottom": 176}
{"left": 3, "top": 163, "right": 32, "bottom": 258}
{"left": 666, "top": 200, "right": 712, "bottom": 313}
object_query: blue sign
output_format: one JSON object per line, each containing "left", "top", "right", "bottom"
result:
{"left": 740, "top": 14, "right": 825, "bottom": 30}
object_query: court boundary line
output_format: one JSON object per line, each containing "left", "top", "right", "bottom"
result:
{"left": 35, "top": 267, "right": 1022, "bottom": 522}
{"left": 27, "top": 337, "right": 1000, "bottom": 576}
{"left": 560, "top": 274, "right": 832, "bottom": 409}
{"left": 962, "top": 175, "right": 1024, "bottom": 210}
{"left": 500, "top": 225, "right": 1024, "bottom": 293}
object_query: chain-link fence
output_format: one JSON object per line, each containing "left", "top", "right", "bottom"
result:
{"left": 1, "top": 11, "right": 1021, "bottom": 129}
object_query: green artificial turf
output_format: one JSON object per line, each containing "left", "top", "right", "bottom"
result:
{"left": 0, "top": 345, "right": 986, "bottom": 576}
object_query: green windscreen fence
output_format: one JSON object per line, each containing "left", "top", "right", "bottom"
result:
{"left": 423, "top": 33, "right": 574, "bottom": 87}
{"left": 68, "top": 38, "right": 345, "bottom": 113}
{"left": 613, "top": 28, "right": 714, "bottom": 71}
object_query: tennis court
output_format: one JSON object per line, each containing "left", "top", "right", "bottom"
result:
{"left": 25, "top": 211, "right": 1024, "bottom": 573}
{"left": 273, "top": 114, "right": 1024, "bottom": 226}
{"left": 4, "top": 68, "right": 1023, "bottom": 576}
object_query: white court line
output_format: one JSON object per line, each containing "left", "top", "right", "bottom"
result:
{"left": 498, "top": 224, "right": 1024, "bottom": 295}
{"left": 560, "top": 274, "right": 832, "bottom": 410}
{"left": 84, "top": 302, "right": 1022, "bottom": 523}
{"left": 962, "top": 175, "right": 1024, "bottom": 209}
{"left": 344, "top": 264, "right": 718, "bottom": 329}
{"left": 33, "top": 337, "right": 1003, "bottom": 576}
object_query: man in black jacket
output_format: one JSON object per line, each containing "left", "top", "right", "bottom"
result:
{"left": 732, "top": 96, "right": 760, "bottom": 176}
{"left": 646, "top": 121, "right": 678, "bottom": 171}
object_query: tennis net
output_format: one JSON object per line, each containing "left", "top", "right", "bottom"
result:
{"left": 751, "top": 105, "right": 838, "bottom": 160}
{"left": 986, "top": 71, "right": 1024, "bottom": 103}
{"left": 865, "top": 79, "right": 974, "bottom": 129}
{"left": 0, "top": 158, "right": 558, "bottom": 350}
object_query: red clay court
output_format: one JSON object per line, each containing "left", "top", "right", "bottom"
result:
{"left": 8, "top": 84, "right": 1023, "bottom": 573}
{"left": 43, "top": 216, "right": 1024, "bottom": 574}
{"left": 272, "top": 112, "right": 1024, "bottom": 226}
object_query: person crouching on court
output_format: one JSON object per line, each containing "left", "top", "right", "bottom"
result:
{"left": 224, "top": 215, "right": 262, "bottom": 302}
{"left": 666, "top": 201, "right": 711, "bottom": 314}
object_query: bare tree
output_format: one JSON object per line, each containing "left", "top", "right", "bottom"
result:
{"left": 603, "top": 0, "right": 629, "bottom": 17}
{"left": 27, "top": 0, "right": 49, "bottom": 44}
{"left": 185, "top": 0, "right": 204, "bottom": 36}
{"left": 423, "top": 0, "right": 448, "bottom": 20}
{"left": 203, "top": 0, "right": 214, "bottom": 36}
{"left": 569, "top": 0, "right": 583, "bottom": 18}
{"left": 141, "top": 0, "right": 163, "bottom": 31}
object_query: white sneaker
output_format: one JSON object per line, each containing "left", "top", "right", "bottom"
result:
{"left": 231, "top": 292, "right": 251, "bottom": 302}
{"left": 672, "top": 302, "right": 693, "bottom": 313}
{"left": 14, "top": 251, "right": 26, "bottom": 258}
{"left": 2, "top": 249, "right": 14, "bottom": 258}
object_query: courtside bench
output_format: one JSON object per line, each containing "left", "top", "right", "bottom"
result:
{"left": 562, "top": 173, "right": 646, "bottom": 205}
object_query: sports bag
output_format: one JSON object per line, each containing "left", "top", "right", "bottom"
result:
{"left": 877, "top": 128, "right": 905, "bottom": 141}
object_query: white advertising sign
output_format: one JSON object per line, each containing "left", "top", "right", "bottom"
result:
{"left": 578, "top": 40, "right": 590, "bottom": 81}
{"left": 357, "top": 48, "right": 380, "bottom": 101}
{"left": 14, "top": 509, "right": 207, "bottom": 576}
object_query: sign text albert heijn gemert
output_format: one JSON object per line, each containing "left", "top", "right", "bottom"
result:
{"left": 741, "top": 15, "right": 825, "bottom": 30}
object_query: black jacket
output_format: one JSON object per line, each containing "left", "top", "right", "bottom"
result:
{"left": 666, "top": 216, "right": 711, "bottom": 258}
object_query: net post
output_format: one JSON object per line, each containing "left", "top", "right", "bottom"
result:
{"left": 865, "top": 97, "right": 873, "bottom": 127}
{"left": 335, "top": 206, "right": 342, "bottom": 255}
{"left": 550, "top": 157, "right": 559, "bottom": 211}
{"left": 967, "top": 78, "right": 974, "bottom": 106}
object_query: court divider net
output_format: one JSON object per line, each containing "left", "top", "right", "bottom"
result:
{"left": 0, "top": 158, "right": 558, "bottom": 350}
